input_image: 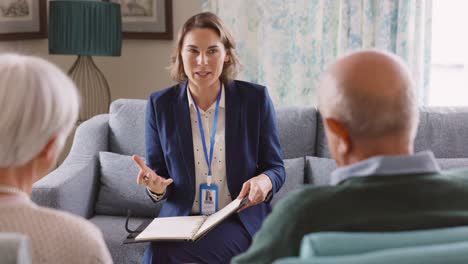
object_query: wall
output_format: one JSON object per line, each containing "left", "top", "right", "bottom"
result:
{"left": 0, "top": 0, "right": 202, "bottom": 100}
{"left": 0, "top": 0, "right": 202, "bottom": 165}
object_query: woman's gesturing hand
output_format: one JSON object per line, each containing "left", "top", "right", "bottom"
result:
{"left": 237, "top": 174, "right": 272, "bottom": 211}
{"left": 133, "top": 155, "right": 173, "bottom": 195}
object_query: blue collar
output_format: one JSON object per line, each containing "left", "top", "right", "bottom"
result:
{"left": 331, "top": 151, "right": 441, "bottom": 185}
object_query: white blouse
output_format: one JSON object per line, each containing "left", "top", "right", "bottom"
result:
{"left": 187, "top": 85, "right": 231, "bottom": 214}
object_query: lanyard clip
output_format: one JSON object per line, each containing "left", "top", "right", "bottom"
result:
{"left": 207, "top": 175, "right": 212, "bottom": 186}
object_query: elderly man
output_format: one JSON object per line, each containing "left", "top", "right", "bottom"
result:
{"left": 232, "top": 50, "right": 468, "bottom": 263}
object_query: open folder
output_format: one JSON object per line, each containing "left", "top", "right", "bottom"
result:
{"left": 127, "top": 197, "right": 247, "bottom": 243}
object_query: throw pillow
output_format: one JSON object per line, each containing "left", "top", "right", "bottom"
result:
{"left": 96, "top": 152, "right": 163, "bottom": 218}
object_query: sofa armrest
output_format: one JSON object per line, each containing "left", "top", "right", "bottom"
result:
{"left": 32, "top": 115, "right": 109, "bottom": 218}
{"left": 67, "top": 115, "right": 110, "bottom": 156}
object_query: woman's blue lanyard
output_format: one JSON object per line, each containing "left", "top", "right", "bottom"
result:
{"left": 191, "top": 86, "right": 222, "bottom": 186}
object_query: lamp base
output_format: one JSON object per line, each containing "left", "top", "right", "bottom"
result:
{"left": 68, "top": 55, "right": 111, "bottom": 122}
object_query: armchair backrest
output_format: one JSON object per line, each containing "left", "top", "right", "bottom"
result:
{"left": 300, "top": 226, "right": 468, "bottom": 257}
{"left": 274, "top": 226, "right": 468, "bottom": 264}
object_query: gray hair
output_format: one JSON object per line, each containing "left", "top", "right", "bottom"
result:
{"left": 317, "top": 51, "right": 419, "bottom": 141}
{"left": 0, "top": 54, "right": 80, "bottom": 167}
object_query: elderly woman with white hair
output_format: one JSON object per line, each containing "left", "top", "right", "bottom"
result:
{"left": 0, "top": 54, "right": 112, "bottom": 264}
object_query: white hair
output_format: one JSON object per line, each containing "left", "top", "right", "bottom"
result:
{"left": 317, "top": 51, "right": 419, "bottom": 141}
{"left": 0, "top": 54, "right": 80, "bottom": 167}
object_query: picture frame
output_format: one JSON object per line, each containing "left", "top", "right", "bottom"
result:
{"left": 109, "top": 0, "right": 173, "bottom": 40}
{"left": 0, "top": 0, "right": 47, "bottom": 40}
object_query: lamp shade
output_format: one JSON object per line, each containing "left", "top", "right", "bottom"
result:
{"left": 49, "top": 0, "right": 122, "bottom": 56}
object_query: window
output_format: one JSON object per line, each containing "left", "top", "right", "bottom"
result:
{"left": 428, "top": 0, "right": 468, "bottom": 106}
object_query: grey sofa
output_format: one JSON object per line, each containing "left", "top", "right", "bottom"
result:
{"left": 31, "top": 99, "right": 468, "bottom": 264}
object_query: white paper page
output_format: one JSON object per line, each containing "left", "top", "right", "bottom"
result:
{"left": 135, "top": 215, "right": 206, "bottom": 241}
{"left": 194, "top": 198, "right": 243, "bottom": 239}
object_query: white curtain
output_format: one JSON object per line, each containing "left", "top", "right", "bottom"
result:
{"left": 202, "top": 0, "right": 432, "bottom": 106}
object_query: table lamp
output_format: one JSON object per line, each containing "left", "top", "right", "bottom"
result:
{"left": 48, "top": 0, "right": 122, "bottom": 122}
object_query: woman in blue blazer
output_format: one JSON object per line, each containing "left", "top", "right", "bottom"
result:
{"left": 133, "top": 12, "right": 285, "bottom": 263}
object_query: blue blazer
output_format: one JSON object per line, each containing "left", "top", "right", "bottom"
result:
{"left": 145, "top": 80, "right": 285, "bottom": 237}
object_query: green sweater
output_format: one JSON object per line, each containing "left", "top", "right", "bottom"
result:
{"left": 232, "top": 169, "right": 468, "bottom": 264}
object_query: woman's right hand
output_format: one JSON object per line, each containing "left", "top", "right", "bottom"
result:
{"left": 133, "top": 154, "right": 173, "bottom": 195}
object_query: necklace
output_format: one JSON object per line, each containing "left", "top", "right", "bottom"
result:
{"left": 0, "top": 184, "right": 29, "bottom": 199}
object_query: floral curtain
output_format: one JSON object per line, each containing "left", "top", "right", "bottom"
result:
{"left": 202, "top": 0, "right": 432, "bottom": 106}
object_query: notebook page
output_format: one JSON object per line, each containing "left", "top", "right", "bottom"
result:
{"left": 135, "top": 215, "right": 206, "bottom": 241}
{"left": 193, "top": 198, "right": 243, "bottom": 239}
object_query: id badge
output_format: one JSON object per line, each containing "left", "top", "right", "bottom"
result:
{"left": 199, "top": 183, "right": 219, "bottom": 215}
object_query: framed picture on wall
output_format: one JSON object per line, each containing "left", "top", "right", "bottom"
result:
{"left": 110, "top": 0, "right": 173, "bottom": 40}
{"left": 0, "top": 0, "right": 47, "bottom": 40}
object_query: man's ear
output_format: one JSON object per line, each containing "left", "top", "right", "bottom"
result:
{"left": 324, "top": 118, "right": 352, "bottom": 155}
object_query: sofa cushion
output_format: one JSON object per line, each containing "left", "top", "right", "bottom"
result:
{"left": 271, "top": 158, "right": 305, "bottom": 206}
{"left": 305, "top": 157, "right": 336, "bottom": 186}
{"left": 109, "top": 99, "right": 147, "bottom": 157}
{"left": 96, "top": 152, "right": 162, "bottom": 218}
{"left": 90, "top": 215, "right": 149, "bottom": 264}
{"left": 276, "top": 107, "right": 317, "bottom": 159}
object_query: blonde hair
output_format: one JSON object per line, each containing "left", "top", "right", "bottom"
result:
{"left": 0, "top": 54, "right": 80, "bottom": 167}
{"left": 169, "top": 12, "right": 241, "bottom": 84}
